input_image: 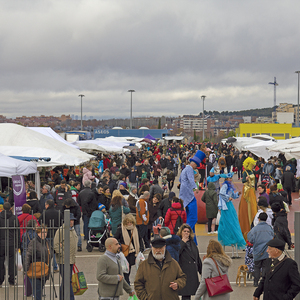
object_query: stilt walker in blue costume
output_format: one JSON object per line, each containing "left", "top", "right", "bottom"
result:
{"left": 207, "top": 167, "right": 227, "bottom": 194}
{"left": 218, "top": 172, "right": 245, "bottom": 258}
{"left": 179, "top": 150, "right": 206, "bottom": 245}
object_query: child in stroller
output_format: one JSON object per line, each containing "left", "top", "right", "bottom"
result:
{"left": 87, "top": 204, "right": 110, "bottom": 252}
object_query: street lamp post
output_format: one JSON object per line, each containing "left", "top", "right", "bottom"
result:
{"left": 296, "top": 71, "right": 300, "bottom": 127}
{"left": 268, "top": 77, "right": 278, "bottom": 123}
{"left": 128, "top": 90, "right": 135, "bottom": 129}
{"left": 78, "top": 94, "right": 85, "bottom": 131}
{"left": 201, "top": 95, "right": 206, "bottom": 141}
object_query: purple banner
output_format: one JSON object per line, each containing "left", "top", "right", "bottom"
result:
{"left": 12, "top": 175, "right": 27, "bottom": 217}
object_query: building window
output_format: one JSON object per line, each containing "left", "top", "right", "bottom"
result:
{"left": 271, "top": 133, "right": 284, "bottom": 137}
{"left": 243, "top": 134, "right": 245, "bottom": 137}
{"left": 261, "top": 133, "right": 270, "bottom": 136}
{"left": 246, "top": 133, "right": 250, "bottom": 137}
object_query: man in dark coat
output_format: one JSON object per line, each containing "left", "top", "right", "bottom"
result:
{"left": 0, "top": 202, "right": 20, "bottom": 286}
{"left": 282, "top": 166, "right": 295, "bottom": 205}
{"left": 253, "top": 239, "right": 300, "bottom": 300}
{"left": 77, "top": 180, "right": 98, "bottom": 242}
{"left": 157, "top": 192, "right": 175, "bottom": 219}
{"left": 54, "top": 180, "right": 72, "bottom": 211}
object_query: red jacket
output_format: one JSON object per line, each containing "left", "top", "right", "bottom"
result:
{"left": 164, "top": 202, "right": 187, "bottom": 234}
{"left": 18, "top": 213, "right": 39, "bottom": 242}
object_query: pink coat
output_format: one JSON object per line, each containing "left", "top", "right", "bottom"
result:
{"left": 82, "top": 167, "right": 95, "bottom": 185}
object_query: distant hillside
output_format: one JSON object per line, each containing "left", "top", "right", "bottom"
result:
{"left": 205, "top": 107, "right": 274, "bottom": 117}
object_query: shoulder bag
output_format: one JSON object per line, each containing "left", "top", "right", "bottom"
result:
{"left": 27, "top": 241, "right": 50, "bottom": 279}
{"left": 121, "top": 231, "right": 133, "bottom": 257}
{"left": 205, "top": 257, "right": 233, "bottom": 297}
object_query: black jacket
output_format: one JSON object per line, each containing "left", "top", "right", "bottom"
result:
{"left": 160, "top": 158, "right": 167, "bottom": 169}
{"left": 0, "top": 210, "right": 20, "bottom": 248}
{"left": 61, "top": 200, "right": 81, "bottom": 226}
{"left": 273, "top": 211, "right": 292, "bottom": 247}
{"left": 157, "top": 198, "right": 171, "bottom": 218}
{"left": 26, "top": 199, "right": 42, "bottom": 214}
{"left": 269, "top": 193, "right": 285, "bottom": 210}
{"left": 39, "top": 206, "right": 63, "bottom": 239}
{"left": 78, "top": 187, "right": 98, "bottom": 217}
{"left": 178, "top": 239, "right": 202, "bottom": 296}
{"left": 54, "top": 187, "right": 72, "bottom": 211}
{"left": 282, "top": 170, "right": 295, "bottom": 189}
{"left": 253, "top": 257, "right": 300, "bottom": 300}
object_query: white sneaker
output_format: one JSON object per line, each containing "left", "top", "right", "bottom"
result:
{"left": 207, "top": 232, "right": 213, "bottom": 234}
{"left": 214, "top": 231, "right": 218, "bottom": 234}
{"left": 294, "top": 198, "right": 300, "bottom": 201}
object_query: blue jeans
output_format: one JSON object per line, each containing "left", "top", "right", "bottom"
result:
{"left": 59, "top": 264, "right": 74, "bottom": 300}
{"left": 82, "top": 215, "right": 90, "bottom": 241}
{"left": 74, "top": 224, "right": 82, "bottom": 247}
{"left": 186, "top": 197, "right": 198, "bottom": 245}
{"left": 30, "top": 278, "right": 45, "bottom": 300}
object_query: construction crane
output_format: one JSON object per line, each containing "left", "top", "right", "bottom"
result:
{"left": 268, "top": 77, "right": 278, "bottom": 123}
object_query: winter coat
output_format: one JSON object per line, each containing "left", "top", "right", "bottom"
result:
{"left": 149, "top": 184, "right": 164, "bottom": 200}
{"left": 0, "top": 210, "right": 20, "bottom": 248}
{"left": 61, "top": 200, "right": 81, "bottom": 226}
{"left": 109, "top": 205, "right": 130, "bottom": 235}
{"left": 269, "top": 193, "right": 285, "bottom": 210}
{"left": 54, "top": 186, "right": 72, "bottom": 211}
{"left": 136, "top": 198, "right": 150, "bottom": 226}
{"left": 18, "top": 213, "right": 39, "bottom": 242}
{"left": 157, "top": 197, "right": 172, "bottom": 218}
{"left": 247, "top": 221, "right": 274, "bottom": 261}
{"left": 39, "top": 206, "right": 63, "bottom": 239}
{"left": 53, "top": 226, "right": 78, "bottom": 264}
{"left": 148, "top": 201, "right": 159, "bottom": 230}
{"left": 201, "top": 182, "right": 218, "bottom": 219}
{"left": 26, "top": 199, "right": 42, "bottom": 214}
{"left": 127, "top": 193, "right": 138, "bottom": 214}
{"left": 253, "top": 257, "right": 300, "bottom": 300}
{"left": 25, "top": 236, "right": 52, "bottom": 280}
{"left": 77, "top": 187, "right": 98, "bottom": 217}
{"left": 195, "top": 254, "right": 232, "bottom": 300}
{"left": 164, "top": 202, "right": 187, "bottom": 235}
{"left": 134, "top": 250, "right": 187, "bottom": 300}
{"left": 39, "top": 192, "right": 54, "bottom": 211}
{"left": 273, "top": 210, "right": 292, "bottom": 247}
{"left": 153, "top": 161, "right": 161, "bottom": 177}
{"left": 282, "top": 170, "right": 295, "bottom": 189}
{"left": 218, "top": 157, "right": 226, "bottom": 169}
{"left": 82, "top": 167, "right": 95, "bottom": 185}
{"left": 162, "top": 234, "right": 181, "bottom": 262}
{"left": 179, "top": 239, "right": 202, "bottom": 296}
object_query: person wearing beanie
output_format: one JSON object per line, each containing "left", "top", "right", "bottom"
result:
{"left": 247, "top": 212, "right": 274, "bottom": 286}
{"left": 271, "top": 202, "right": 294, "bottom": 250}
{"left": 160, "top": 227, "right": 181, "bottom": 262}
{"left": 253, "top": 196, "right": 273, "bottom": 227}
{"left": 253, "top": 239, "right": 300, "bottom": 300}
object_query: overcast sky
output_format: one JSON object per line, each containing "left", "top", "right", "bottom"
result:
{"left": 1, "top": 0, "right": 300, "bottom": 119}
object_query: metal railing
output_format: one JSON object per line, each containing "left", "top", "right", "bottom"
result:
{"left": 0, "top": 210, "right": 71, "bottom": 300}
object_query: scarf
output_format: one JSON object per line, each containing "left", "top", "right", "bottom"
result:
{"left": 121, "top": 224, "right": 140, "bottom": 255}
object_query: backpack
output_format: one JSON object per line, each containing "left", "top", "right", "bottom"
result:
{"left": 172, "top": 209, "right": 183, "bottom": 234}
{"left": 220, "top": 158, "right": 225, "bottom": 166}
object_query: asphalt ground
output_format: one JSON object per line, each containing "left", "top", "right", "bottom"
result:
{"left": 1, "top": 170, "right": 297, "bottom": 299}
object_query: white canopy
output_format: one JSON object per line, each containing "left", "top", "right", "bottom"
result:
{"left": 0, "top": 124, "right": 94, "bottom": 167}
{"left": 267, "top": 137, "right": 300, "bottom": 160}
{"left": 163, "top": 136, "right": 184, "bottom": 141}
{"left": 75, "top": 138, "right": 133, "bottom": 154}
{"left": 28, "top": 127, "right": 79, "bottom": 149}
{"left": 242, "top": 140, "right": 279, "bottom": 161}
{"left": 0, "top": 152, "right": 37, "bottom": 177}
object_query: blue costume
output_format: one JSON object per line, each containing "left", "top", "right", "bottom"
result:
{"left": 218, "top": 179, "right": 245, "bottom": 250}
{"left": 179, "top": 150, "right": 206, "bottom": 245}
{"left": 207, "top": 167, "right": 227, "bottom": 194}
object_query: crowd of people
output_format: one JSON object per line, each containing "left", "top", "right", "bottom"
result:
{"left": 1, "top": 141, "right": 300, "bottom": 299}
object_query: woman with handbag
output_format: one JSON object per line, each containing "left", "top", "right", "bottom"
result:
{"left": 25, "top": 225, "right": 52, "bottom": 300}
{"left": 114, "top": 213, "right": 142, "bottom": 285}
{"left": 194, "top": 240, "right": 232, "bottom": 300}
{"left": 178, "top": 224, "right": 202, "bottom": 300}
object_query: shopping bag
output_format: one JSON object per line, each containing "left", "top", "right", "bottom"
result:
{"left": 135, "top": 252, "right": 145, "bottom": 270}
{"left": 128, "top": 295, "right": 139, "bottom": 300}
{"left": 119, "top": 252, "right": 130, "bottom": 274}
{"left": 16, "top": 249, "right": 23, "bottom": 271}
{"left": 216, "top": 211, "right": 221, "bottom": 226}
{"left": 72, "top": 264, "right": 88, "bottom": 295}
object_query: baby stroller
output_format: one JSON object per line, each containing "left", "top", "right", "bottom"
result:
{"left": 87, "top": 210, "right": 110, "bottom": 252}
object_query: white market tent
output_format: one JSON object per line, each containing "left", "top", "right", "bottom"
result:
{"left": 0, "top": 123, "right": 94, "bottom": 167}
{"left": 163, "top": 136, "right": 184, "bottom": 141}
{"left": 242, "top": 140, "right": 279, "bottom": 161}
{"left": 28, "top": 127, "right": 79, "bottom": 149}
{"left": 267, "top": 138, "right": 300, "bottom": 160}
{"left": 0, "top": 152, "right": 37, "bottom": 177}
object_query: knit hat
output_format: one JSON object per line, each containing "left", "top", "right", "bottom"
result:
{"left": 98, "top": 204, "right": 106, "bottom": 211}
{"left": 266, "top": 239, "right": 285, "bottom": 251}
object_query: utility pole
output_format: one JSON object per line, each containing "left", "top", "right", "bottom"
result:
{"left": 201, "top": 95, "right": 206, "bottom": 141}
{"left": 295, "top": 71, "right": 300, "bottom": 127}
{"left": 78, "top": 94, "right": 85, "bottom": 130}
{"left": 268, "top": 77, "right": 278, "bottom": 123}
{"left": 128, "top": 90, "right": 135, "bottom": 129}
